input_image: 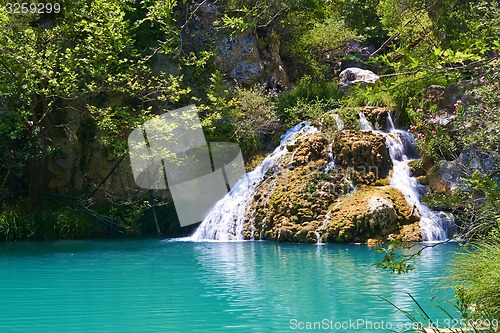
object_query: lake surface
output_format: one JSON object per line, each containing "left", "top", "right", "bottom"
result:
{"left": 0, "top": 240, "right": 459, "bottom": 332}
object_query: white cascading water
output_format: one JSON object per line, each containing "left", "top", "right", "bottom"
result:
{"left": 362, "top": 113, "right": 455, "bottom": 241}
{"left": 359, "top": 113, "right": 373, "bottom": 131}
{"left": 323, "top": 114, "right": 343, "bottom": 173}
{"left": 190, "top": 121, "right": 319, "bottom": 241}
{"left": 332, "top": 113, "right": 345, "bottom": 130}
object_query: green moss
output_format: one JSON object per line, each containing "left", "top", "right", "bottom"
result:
{"left": 323, "top": 186, "right": 418, "bottom": 243}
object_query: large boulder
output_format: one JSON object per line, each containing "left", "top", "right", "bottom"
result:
{"left": 321, "top": 186, "right": 419, "bottom": 243}
{"left": 215, "top": 30, "right": 288, "bottom": 87}
{"left": 339, "top": 68, "right": 379, "bottom": 92}
{"left": 439, "top": 146, "right": 500, "bottom": 191}
{"left": 215, "top": 32, "right": 264, "bottom": 85}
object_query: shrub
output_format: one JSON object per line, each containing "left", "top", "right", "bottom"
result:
{"left": 449, "top": 236, "right": 500, "bottom": 320}
{"left": 411, "top": 122, "right": 458, "bottom": 162}
{"left": 336, "top": 107, "right": 362, "bottom": 130}
{"left": 0, "top": 199, "right": 106, "bottom": 240}
{"left": 281, "top": 98, "right": 334, "bottom": 126}
{"left": 202, "top": 75, "right": 281, "bottom": 154}
{"left": 456, "top": 63, "right": 500, "bottom": 155}
{"left": 298, "top": 16, "right": 362, "bottom": 64}
{"left": 279, "top": 76, "right": 341, "bottom": 109}
{"left": 0, "top": 207, "right": 35, "bottom": 241}
{"left": 230, "top": 85, "right": 280, "bottom": 153}
{"left": 341, "top": 82, "right": 395, "bottom": 108}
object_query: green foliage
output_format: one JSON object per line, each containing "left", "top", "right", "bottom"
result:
{"left": 281, "top": 99, "right": 333, "bottom": 126}
{"left": 200, "top": 71, "right": 233, "bottom": 140}
{"left": 280, "top": 77, "right": 341, "bottom": 106}
{"left": 322, "top": 107, "right": 361, "bottom": 131}
{"left": 450, "top": 237, "right": 500, "bottom": 320}
{"left": 332, "top": 0, "right": 387, "bottom": 45}
{"left": 429, "top": 0, "right": 500, "bottom": 52}
{"left": 338, "top": 107, "right": 362, "bottom": 130}
{"left": 0, "top": 0, "right": 194, "bottom": 214}
{"left": 413, "top": 122, "right": 457, "bottom": 162}
{"left": 341, "top": 82, "right": 395, "bottom": 108}
{"left": 377, "top": 0, "right": 436, "bottom": 59}
{"left": 229, "top": 85, "right": 280, "bottom": 153}
{"left": 374, "top": 246, "right": 415, "bottom": 274}
{"left": 0, "top": 200, "right": 101, "bottom": 240}
{"left": 277, "top": 77, "right": 341, "bottom": 125}
{"left": 291, "top": 16, "right": 361, "bottom": 77}
{"left": 300, "top": 17, "right": 361, "bottom": 57}
{"left": 201, "top": 76, "right": 280, "bottom": 154}
{"left": 100, "top": 201, "right": 147, "bottom": 236}
{"left": 382, "top": 293, "right": 500, "bottom": 333}
{"left": 456, "top": 172, "right": 500, "bottom": 239}
{"left": 456, "top": 64, "right": 500, "bottom": 154}
{"left": 218, "top": 0, "right": 330, "bottom": 33}
{"left": 55, "top": 207, "right": 99, "bottom": 239}
{"left": 88, "top": 105, "right": 148, "bottom": 155}
{"left": 444, "top": 59, "right": 500, "bottom": 238}
{"left": 0, "top": 111, "right": 31, "bottom": 187}
{"left": 389, "top": 74, "right": 449, "bottom": 119}
{"left": 372, "top": 0, "right": 498, "bottom": 94}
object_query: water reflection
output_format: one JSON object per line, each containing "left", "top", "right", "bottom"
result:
{"left": 0, "top": 240, "right": 459, "bottom": 333}
{"left": 192, "top": 242, "right": 459, "bottom": 332}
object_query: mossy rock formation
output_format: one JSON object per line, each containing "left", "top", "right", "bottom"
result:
{"left": 243, "top": 130, "right": 421, "bottom": 244}
{"left": 320, "top": 186, "right": 419, "bottom": 243}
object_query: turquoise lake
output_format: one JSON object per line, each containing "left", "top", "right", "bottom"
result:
{"left": 0, "top": 240, "right": 459, "bottom": 332}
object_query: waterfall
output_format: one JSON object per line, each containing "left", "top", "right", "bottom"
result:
{"left": 324, "top": 143, "right": 335, "bottom": 173}
{"left": 380, "top": 115, "right": 455, "bottom": 241}
{"left": 189, "top": 114, "right": 454, "bottom": 242}
{"left": 359, "top": 113, "right": 374, "bottom": 131}
{"left": 190, "top": 121, "right": 319, "bottom": 241}
{"left": 332, "top": 113, "right": 344, "bottom": 130}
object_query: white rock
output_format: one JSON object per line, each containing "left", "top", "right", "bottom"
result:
{"left": 339, "top": 67, "right": 379, "bottom": 92}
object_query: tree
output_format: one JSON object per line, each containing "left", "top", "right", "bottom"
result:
{"left": 0, "top": 0, "right": 187, "bottom": 207}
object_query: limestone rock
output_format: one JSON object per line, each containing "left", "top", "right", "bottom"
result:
{"left": 400, "top": 222, "right": 422, "bottom": 242}
{"left": 439, "top": 147, "right": 500, "bottom": 191}
{"left": 214, "top": 29, "right": 287, "bottom": 87}
{"left": 245, "top": 129, "right": 418, "bottom": 244}
{"left": 361, "top": 106, "right": 392, "bottom": 131}
{"left": 215, "top": 32, "right": 264, "bottom": 86}
{"left": 321, "top": 186, "right": 419, "bottom": 243}
{"left": 332, "top": 130, "right": 392, "bottom": 182}
{"left": 339, "top": 68, "right": 379, "bottom": 92}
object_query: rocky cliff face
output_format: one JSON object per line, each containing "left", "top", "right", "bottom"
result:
{"left": 45, "top": 99, "right": 146, "bottom": 202}
{"left": 244, "top": 127, "right": 420, "bottom": 244}
{"left": 183, "top": 1, "right": 287, "bottom": 87}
